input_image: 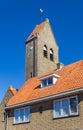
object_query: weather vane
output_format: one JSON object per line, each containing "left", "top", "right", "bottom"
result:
{"left": 40, "top": 8, "right": 44, "bottom": 21}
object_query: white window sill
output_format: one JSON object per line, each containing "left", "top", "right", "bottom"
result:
{"left": 13, "top": 120, "right": 30, "bottom": 125}
{"left": 53, "top": 113, "right": 79, "bottom": 119}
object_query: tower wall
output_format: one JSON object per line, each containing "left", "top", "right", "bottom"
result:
{"left": 25, "top": 38, "right": 38, "bottom": 80}
{"left": 37, "top": 21, "right": 58, "bottom": 75}
{"left": 25, "top": 20, "right": 59, "bottom": 80}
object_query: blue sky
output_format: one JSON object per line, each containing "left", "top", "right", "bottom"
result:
{"left": 0, "top": 0, "right": 83, "bottom": 101}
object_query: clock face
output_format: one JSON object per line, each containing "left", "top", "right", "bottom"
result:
{"left": 30, "top": 46, "right": 33, "bottom": 50}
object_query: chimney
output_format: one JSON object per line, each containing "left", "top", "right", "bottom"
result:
{"left": 57, "top": 62, "right": 64, "bottom": 70}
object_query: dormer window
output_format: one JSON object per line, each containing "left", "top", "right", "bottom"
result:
{"left": 50, "top": 49, "right": 54, "bottom": 61}
{"left": 43, "top": 45, "right": 48, "bottom": 58}
{"left": 39, "top": 74, "right": 60, "bottom": 88}
{"left": 42, "top": 77, "right": 53, "bottom": 87}
{"left": 48, "top": 77, "right": 53, "bottom": 85}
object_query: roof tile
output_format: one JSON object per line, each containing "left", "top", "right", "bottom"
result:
{"left": 7, "top": 60, "right": 83, "bottom": 106}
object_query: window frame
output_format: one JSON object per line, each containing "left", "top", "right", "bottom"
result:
{"left": 53, "top": 96, "right": 78, "bottom": 118}
{"left": 14, "top": 106, "right": 30, "bottom": 124}
{"left": 41, "top": 77, "right": 53, "bottom": 88}
{"left": 39, "top": 74, "right": 60, "bottom": 88}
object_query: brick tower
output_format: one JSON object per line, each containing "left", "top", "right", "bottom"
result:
{"left": 25, "top": 19, "right": 59, "bottom": 80}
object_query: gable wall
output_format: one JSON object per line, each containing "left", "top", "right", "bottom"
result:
{"left": 0, "top": 89, "right": 13, "bottom": 130}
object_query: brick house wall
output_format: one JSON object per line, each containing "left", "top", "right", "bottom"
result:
{"left": 7, "top": 93, "right": 83, "bottom": 130}
{"left": 0, "top": 89, "right": 14, "bottom": 130}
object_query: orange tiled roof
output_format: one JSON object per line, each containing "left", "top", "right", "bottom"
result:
{"left": 7, "top": 60, "right": 83, "bottom": 106}
{"left": 26, "top": 20, "right": 47, "bottom": 41}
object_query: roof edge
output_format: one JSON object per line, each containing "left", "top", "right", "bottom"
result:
{"left": 5, "top": 87, "right": 83, "bottom": 110}
{"left": 39, "top": 73, "right": 60, "bottom": 80}
{"left": 26, "top": 34, "right": 37, "bottom": 43}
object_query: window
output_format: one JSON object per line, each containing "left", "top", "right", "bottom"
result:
{"left": 54, "top": 96, "right": 78, "bottom": 118}
{"left": 48, "top": 78, "right": 53, "bottom": 85}
{"left": 43, "top": 45, "right": 48, "bottom": 58}
{"left": 42, "top": 79, "right": 47, "bottom": 87}
{"left": 50, "top": 49, "right": 53, "bottom": 61}
{"left": 14, "top": 107, "right": 30, "bottom": 124}
{"left": 70, "top": 97, "right": 78, "bottom": 114}
{"left": 41, "top": 77, "right": 53, "bottom": 88}
{"left": 14, "top": 109, "right": 19, "bottom": 123}
{"left": 39, "top": 74, "right": 60, "bottom": 88}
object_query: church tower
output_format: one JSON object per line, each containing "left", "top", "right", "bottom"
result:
{"left": 25, "top": 19, "right": 59, "bottom": 80}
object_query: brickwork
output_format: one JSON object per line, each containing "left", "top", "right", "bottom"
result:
{"left": 0, "top": 89, "right": 14, "bottom": 130}
{"left": 25, "top": 20, "right": 58, "bottom": 80}
{"left": 37, "top": 21, "right": 58, "bottom": 75}
{"left": 8, "top": 93, "right": 83, "bottom": 130}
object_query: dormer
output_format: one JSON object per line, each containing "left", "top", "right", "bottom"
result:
{"left": 39, "top": 74, "right": 60, "bottom": 88}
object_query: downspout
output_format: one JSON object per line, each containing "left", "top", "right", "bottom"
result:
{"left": 5, "top": 111, "right": 8, "bottom": 130}
{"left": 33, "top": 37, "right": 36, "bottom": 77}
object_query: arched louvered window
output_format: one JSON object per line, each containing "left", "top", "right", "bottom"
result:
{"left": 50, "top": 49, "right": 54, "bottom": 61}
{"left": 43, "top": 45, "right": 48, "bottom": 58}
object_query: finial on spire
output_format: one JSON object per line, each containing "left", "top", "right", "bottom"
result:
{"left": 8, "top": 85, "right": 13, "bottom": 90}
{"left": 45, "top": 18, "right": 49, "bottom": 23}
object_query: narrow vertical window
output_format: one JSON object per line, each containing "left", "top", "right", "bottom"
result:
{"left": 50, "top": 49, "right": 53, "bottom": 61}
{"left": 62, "top": 99, "right": 69, "bottom": 116}
{"left": 25, "top": 107, "right": 30, "bottom": 122}
{"left": 55, "top": 101, "right": 61, "bottom": 117}
{"left": 43, "top": 45, "right": 48, "bottom": 58}
{"left": 42, "top": 79, "right": 47, "bottom": 87}
{"left": 20, "top": 108, "right": 24, "bottom": 122}
{"left": 70, "top": 97, "right": 78, "bottom": 115}
{"left": 14, "top": 109, "right": 19, "bottom": 123}
{"left": 30, "top": 72, "right": 33, "bottom": 78}
{"left": 48, "top": 78, "right": 53, "bottom": 85}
